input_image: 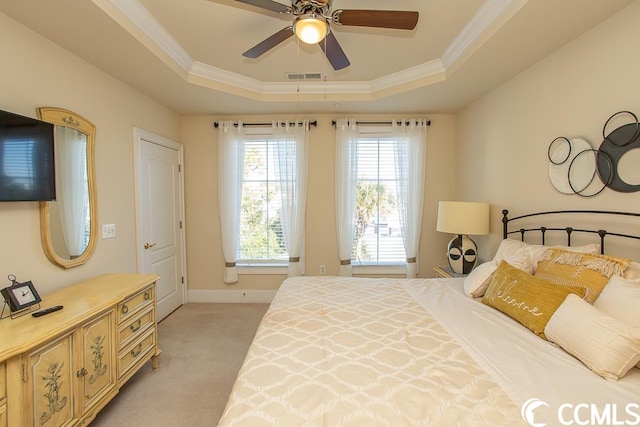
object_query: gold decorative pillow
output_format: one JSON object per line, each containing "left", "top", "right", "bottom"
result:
{"left": 482, "top": 261, "right": 586, "bottom": 339}
{"left": 534, "top": 248, "right": 630, "bottom": 303}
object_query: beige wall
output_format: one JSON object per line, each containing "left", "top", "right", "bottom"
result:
{"left": 0, "top": 12, "right": 181, "bottom": 296}
{"left": 8, "top": 0, "right": 635, "bottom": 297}
{"left": 456, "top": 1, "right": 640, "bottom": 263}
{"left": 182, "top": 114, "right": 457, "bottom": 291}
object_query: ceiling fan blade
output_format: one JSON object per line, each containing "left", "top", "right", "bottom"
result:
{"left": 233, "top": 0, "right": 290, "bottom": 14}
{"left": 243, "top": 27, "right": 294, "bottom": 58}
{"left": 319, "top": 31, "right": 350, "bottom": 71}
{"left": 333, "top": 10, "right": 419, "bottom": 30}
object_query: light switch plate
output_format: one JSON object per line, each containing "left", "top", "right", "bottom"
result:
{"left": 102, "top": 224, "right": 116, "bottom": 239}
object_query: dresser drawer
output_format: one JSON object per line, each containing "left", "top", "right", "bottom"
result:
{"left": 117, "top": 285, "right": 154, "bottom": 324}
{"left": 118, "top": 306, "right": 154, "bottom": 350}
{"left": 117, "top": 329, "right": 155, "bottom": 379}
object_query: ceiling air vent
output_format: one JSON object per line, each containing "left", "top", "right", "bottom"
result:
{"left": 285, "top": 72, "right": 323, "bottom": 81}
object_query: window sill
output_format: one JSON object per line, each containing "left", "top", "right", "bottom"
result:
{"left": 236, "top": 264, "right": 409, "bottom": 276}
{"left": 238, "top": 264, "right": 288, "bottom": 275}
{"left": 353, "top": 264, "right": 408, "bottom": 275}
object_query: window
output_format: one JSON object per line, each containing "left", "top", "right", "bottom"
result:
{"left": 353, "top": 135, "right": 405, "bottom": 265}
{"left": 335, "top": 119, "right": 427, "bottom": 276}
{"left": 239, "top": 138, "right": 287, "bottom": 264}
{"left": 217, "top": 120, "right": 308, "bottom": 281}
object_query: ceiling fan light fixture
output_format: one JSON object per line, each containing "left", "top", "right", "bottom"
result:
{"left": 293, "top": 14, "right": 328, "bottom": 45}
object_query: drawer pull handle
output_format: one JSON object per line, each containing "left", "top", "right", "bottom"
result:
{"left": 121, "top": 305, "right": 129, "bottom": 314}
{"left": 130, "top": 344, "right": 143, "bottom": 358}
{"left": 144, "top": 291, "right": 151, "bottom": 301}
{"left": 129, "top": 320, "right": 142, "bottom": 333}
{"left": 77, "top": 368, "right": 88, "bottom": 378}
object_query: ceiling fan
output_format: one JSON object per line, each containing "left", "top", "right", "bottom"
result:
{"left": 234, "top": 0, "right": 419, "bottom": 70}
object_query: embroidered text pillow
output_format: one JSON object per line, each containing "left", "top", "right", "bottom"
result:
{"left": 482, "top": 260, "right": 586, "bottom": 339}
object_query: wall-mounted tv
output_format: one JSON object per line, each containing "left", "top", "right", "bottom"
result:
{"left": 0, "top": 109, "right": 56, "bottom": 202}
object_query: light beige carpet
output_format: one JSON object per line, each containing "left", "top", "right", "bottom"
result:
{"left": 90, "top": 303, "right": 269, "bottom": 426}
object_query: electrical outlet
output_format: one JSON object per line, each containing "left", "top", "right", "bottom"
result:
{"left": 102, "top": 224, "right": 116, "bottom": 239}
{"left": 320, "top": 265, "right": 326, "bottom": 275}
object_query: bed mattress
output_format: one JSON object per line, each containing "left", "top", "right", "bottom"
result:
{"left": 217, "top": 276, "right": 640, "bottom": 426}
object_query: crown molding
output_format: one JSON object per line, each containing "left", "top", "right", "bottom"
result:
{"left": 92, "top": 0, "right": 527, "bottom": 102}
{"left": 442, "top": 0, "right": 528, "bottom": 70}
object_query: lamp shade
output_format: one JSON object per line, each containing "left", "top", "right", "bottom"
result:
{"left": 436, "top": 201, "right": 490, "bottom": 236}
{"left": 294, "top": 14, "right": 328, "bottom": 44}
{"left": 437, "top": 201, "right": 490, "bottom": 274}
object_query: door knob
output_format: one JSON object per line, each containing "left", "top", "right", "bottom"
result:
{"left": 144, "top": 242, "right": 156, "bottom": 250}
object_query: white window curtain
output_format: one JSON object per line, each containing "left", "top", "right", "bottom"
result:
{"left": 392, "top": 119, "right": 428, "bottom": 278}
{"left": 272, "top": 120, "right": 309, "bottom": 277}
{"left": 334, "top": 119, "right": 359, "bottom": 276}
{"left": 217, "top": 121, "right": 245, "bottom": 283}
{"left": 55, "top": 126, "right": 88, "bottom": 258}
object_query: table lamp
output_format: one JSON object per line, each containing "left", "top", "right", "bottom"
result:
{"left": 436, "top": 201, "right": 490, "bottom": 274}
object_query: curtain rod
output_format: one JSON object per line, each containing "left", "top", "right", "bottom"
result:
{"left": 214, "top": 120, "right": 317, "bottom": 128}
{"left": 331, "top": 120, "right": 431, "bottom": 127}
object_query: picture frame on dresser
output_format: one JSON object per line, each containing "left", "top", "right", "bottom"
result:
{"left": 0, "top": 280, "right": 41, "bottom": 318}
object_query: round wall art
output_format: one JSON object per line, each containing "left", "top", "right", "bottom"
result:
{"left": 547, "top": 110, "right": 640, "bottom": 197}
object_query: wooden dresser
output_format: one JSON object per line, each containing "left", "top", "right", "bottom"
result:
{"left": 0, "top": 273, "right": 160, "bottom": 427}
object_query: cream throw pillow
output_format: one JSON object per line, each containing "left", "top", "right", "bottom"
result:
{"left": 545, "top": 294, "right": 640, "bottom": 381}
{"left": 594, "top": 275, "right": 640, "bottom": 368}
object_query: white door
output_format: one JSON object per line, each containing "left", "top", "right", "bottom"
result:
{"left": 135, "top": 128, "right": 186, "bottom": 321}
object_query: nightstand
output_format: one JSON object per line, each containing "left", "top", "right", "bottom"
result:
{"left": 433, "top": 266, "right": 468, "bottom": 279}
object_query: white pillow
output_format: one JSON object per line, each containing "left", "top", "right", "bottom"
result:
{"left": 464, "top": 261, "right": 497, "bottom": 298}
{"left": 464, "top": 250, "right": 533, "bottom": 298}
{"left": 545, "top": 294, "right": 640, "bottom": 381}
{"left": 492, "top": 239, "right": 600, "bottom": 271}
{"left": 492, "top": 239, "right": 529, "bottom": 264}
{"left": 594, "top": 275, "right": 640, "bottom": 368}
{"left": 623, "top": 261, "right": 640, "bottom": 281}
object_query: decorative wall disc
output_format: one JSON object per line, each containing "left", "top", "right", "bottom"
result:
{"left": 548, "top": 138, "right": 594, "bottom": 194}
{"left": 598, "top": 122, "right": 640, "bottom": 192}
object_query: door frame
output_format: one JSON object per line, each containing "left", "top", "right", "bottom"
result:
{"left": 133, "top": 127, "right": 187, "bottom": 309}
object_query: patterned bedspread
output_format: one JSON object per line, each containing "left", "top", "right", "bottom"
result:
{"left": 217, "top": 276, "right": 525, "bottom": 426}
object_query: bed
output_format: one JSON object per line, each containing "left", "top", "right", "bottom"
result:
{"left": 217, "top": 210, "right": 640, "bottom": 426}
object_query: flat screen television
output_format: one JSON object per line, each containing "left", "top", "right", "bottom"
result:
{"left": 0, "top": 109, "right": 56, "bottom": 201}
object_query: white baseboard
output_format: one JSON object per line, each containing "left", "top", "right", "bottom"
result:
{"left": 187, "top": 289, "right": 276, "bottom": 303}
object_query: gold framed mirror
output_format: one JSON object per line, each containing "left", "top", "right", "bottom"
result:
{"left": 37, "top": 107, "right": 97, "bottom": 269}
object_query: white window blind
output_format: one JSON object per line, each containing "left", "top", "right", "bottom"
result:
{"left": 238, "top": 138, "right": 288, "bottom": 263}
{"left": 353, "top": 137, "right": 406, "bottom": 264}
